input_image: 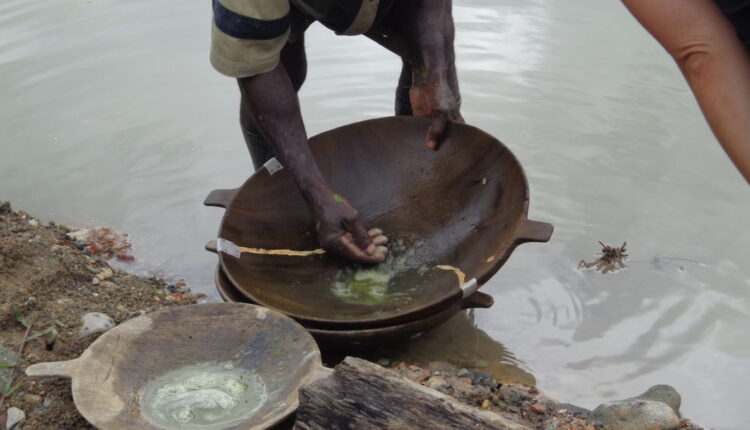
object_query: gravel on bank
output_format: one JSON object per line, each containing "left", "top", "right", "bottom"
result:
{"left": 0, "top": 202, "right": 203, "bottom": 429}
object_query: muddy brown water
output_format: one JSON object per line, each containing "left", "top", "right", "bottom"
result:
{"left": 1, "top": 0, "right": 749, "bottom": 428}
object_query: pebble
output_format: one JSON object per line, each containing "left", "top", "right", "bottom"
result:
{"left": 498, "top": 385, "right": 528, "bottom": 406}
{"left": 426, "top": 376, "right": 449, "bottom": 390}
{"left": 91, "top": 277, "right": 100, "bottom": 285}
{"left": 125, "top": 310, "right": 146, "bottom": 320}
{"left": 6, "top": 407, "right": 25, "bottom": 430}
{"left": 23, "top": 393, "right": 43, "bottom": 404}
{"left": 78, "top": 312, "right": 115, "bottom": 337}
{"left": 99, "top": 281, "right": 117, "bottom": 288}
{"left": 377, "top": 359, "right": 390, "bottom": 367}
{"left": 588, "top": 385, "right": 681, "bottom": 430}
{"left": 426, "top": 361, "right": 458, "bottom": 374}
{"left": 456, "top": 368, "right": 470, "bottom": 378}
{"left": 530, "top": 403, "right": 548, "bottom": 414}
{"left": 97, "top": 267, "right": 114, "bottom": 280}
{"left": 28, "top": 219, "right": 39, "bottom": 227}
{"left": 449, "top": 377, "right": 475, "bottom": 398}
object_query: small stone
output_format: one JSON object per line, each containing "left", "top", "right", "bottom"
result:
{"left": 498, "top": 385, "right": 528, "bottom": 406}
{"left": 377, "top": 359, "right": 390, "bottom": 367}
{"left": 530, "top": 403, "right": 548, "bottom": 414}
{"left": 449, "top": 377, "right": 476, "bottom": 398}
{"left": 28, "top": 219, "right": 39, "bottom": 227}
{"left": 116, "top": 254, "right": 135, "bottom": 262}
{"left": 426, "top": 361, "right": 458, "bottom": 374}
{"left": 481, "top": 399, "right": 489, "bottom": 409}
{"left": 91, "top": 277, "right": 100, "bottom": 285}
{"left": 23, "top": 393, "right": 42, "bottom": 404}
{"left": 426, "top": 376, "right": 448, "bottom": 390}
{"left": 78, "top": 312, "right": 115, "bottom": 337}
{"left": 457, "top": 368, "right": 470, "bottom": 378}
{"left": 97, "top": 267, "right": 114, "bottom": 280}
{"left": 6, "top": 407, "right": 25, "bottom": 430}
{"left": 125, "top": 310, "right": 146, "bottom": 319}
{"left": 99, "top": 281, "right": 116, "bottom": 288}
{"left": 588, "top": 385, "right": 681, "bottom": 430}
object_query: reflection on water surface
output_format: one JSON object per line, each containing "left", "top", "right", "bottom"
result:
{"left": 1, "top": 0, "right": 749, "bottom": 427}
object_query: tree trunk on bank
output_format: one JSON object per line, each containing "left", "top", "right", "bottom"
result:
{"left": 292, "top": 357, "right": 531, "bottom": 430}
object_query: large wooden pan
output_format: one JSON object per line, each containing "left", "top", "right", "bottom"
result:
{"left": 212, "top": 264, "right": 494, "bottom": 350}
{"left": 208, "top": 117, "right": 552, "bottom": 330}
{"left": 26, "top": 304, "right": 330, "bottom": 430}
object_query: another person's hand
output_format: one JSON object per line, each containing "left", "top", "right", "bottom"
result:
{"left": 410, "top": 74, "right": 463, "bottom": 150}
{"left": 309, "top": 188, "right": 389, "bottom": 263}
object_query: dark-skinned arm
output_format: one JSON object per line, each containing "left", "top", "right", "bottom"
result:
{"left": 370, "top": 0, "right": 463, "bottom": 149}
{"left": 237, "top": 63, "right": 388, "bottom": 262}
{"left": 623, "top": 0, "right": 750, "bottom": 184}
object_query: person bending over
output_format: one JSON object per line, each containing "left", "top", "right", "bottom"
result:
{"left": 210, "top": 0, "right": 463, "bottom": 263}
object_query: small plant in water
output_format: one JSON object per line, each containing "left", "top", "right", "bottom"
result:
{"left": 579, "top": 241, "right": 628, "bottom": 273}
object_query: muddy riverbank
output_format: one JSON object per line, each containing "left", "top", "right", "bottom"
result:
{"left": 0, "top": 202, "right": 203, "bottom": 429}
{"left": 0, "top": 203, "right": 705, "bottom": 430}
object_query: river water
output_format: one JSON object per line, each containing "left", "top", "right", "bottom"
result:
{"left": 2, "top": 0, "right": 749, "bottom": 427}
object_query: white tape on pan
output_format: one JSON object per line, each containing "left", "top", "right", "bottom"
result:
{"left": 263, "top": 158, "right": 283, "bottom": 175}
{"left": 216, "top": 238, "right": 241, "bottom": 259}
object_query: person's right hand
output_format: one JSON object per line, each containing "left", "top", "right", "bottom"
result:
{"left": 310, "top": 189, "right": 389, "bottom": 263}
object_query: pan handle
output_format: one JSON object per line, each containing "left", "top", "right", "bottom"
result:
{"left": 26, "top": 358, "right": 82, "bottom": 378}
{"left": 513, "top": 218, "right": 553, "bottom": 244}
{"left": 461, "top": 291, "right": 494, "bottom": 309}
{"left": 203, "top": 188, "right": 239, "bottom": 208}
{"left": 205, "top": 240, "right": 218, "bottom": 254}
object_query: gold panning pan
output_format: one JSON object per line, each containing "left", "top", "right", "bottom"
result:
{"left": 26, "top": 303, "right": 329, "bottom": 430}
{"left": 208, "top": 117, "right": 553, "bottom": 330}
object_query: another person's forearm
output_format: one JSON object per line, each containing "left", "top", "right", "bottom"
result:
{"left": 623, "top": 0, "right": 750, "bottom": 184}
{"left": 678, "top": 43, "right": 750, "bottom": 184}
{"left": 237, "top": 63, "right": 329, "bottom": 201}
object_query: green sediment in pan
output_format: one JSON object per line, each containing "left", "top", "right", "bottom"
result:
{"left": 330, "top": 238, "right": 430, "bottom": 306}
{"left": 140, "top": 362, "right": 267, "bottom": 430}
{"left": 331, "top": 268, "right": 393, "bottom": 305}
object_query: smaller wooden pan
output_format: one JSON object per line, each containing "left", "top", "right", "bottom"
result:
{"left": 26, "top": 304, "right": 330, "bottom": 430}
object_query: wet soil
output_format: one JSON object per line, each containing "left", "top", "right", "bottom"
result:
{"left": 0, "top": 201, "right": 705, "bottom": 430}
{"left": 0, "top": 202, "right": 203, "bottom": 429}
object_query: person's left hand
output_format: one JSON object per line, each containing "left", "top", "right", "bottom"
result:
{"left": 410, "top": 76, "right": 463, "bottom": 150}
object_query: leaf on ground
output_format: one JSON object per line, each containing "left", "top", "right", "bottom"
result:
{"left": 13, "top": 308, "right": 29, "bottom": 328}
{"left": 0, "top": 362, "right": 12, "bottom": 369}
{"left": 27, "top": 327, "right": 56, "bottom": 342}
{"left": 2, "top": 376, "right": 22, "bottom": 397}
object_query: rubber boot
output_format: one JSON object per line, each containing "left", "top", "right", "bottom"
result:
{"left": 241, "top": 127, "right": 277, "bottom": 171}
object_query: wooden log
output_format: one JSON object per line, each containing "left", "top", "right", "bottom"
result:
{"left": 292, "top": 357, "right": 531, "bottom": 430}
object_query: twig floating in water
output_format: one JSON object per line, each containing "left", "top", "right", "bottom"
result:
{"left": 579, "top": 241, "right": 628, "bottom": 273}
